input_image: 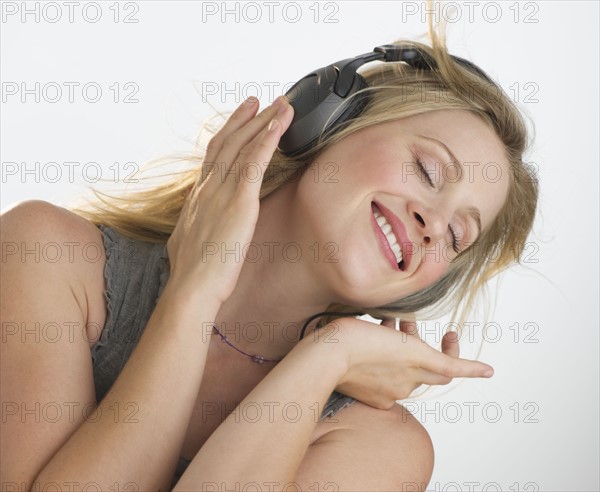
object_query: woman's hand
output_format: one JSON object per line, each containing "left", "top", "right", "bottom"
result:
{"left": 165, "top": 96, "right": 293, "bottom": 306}
{"left": 326, "top": 316, "right": 493, "bottom": 410}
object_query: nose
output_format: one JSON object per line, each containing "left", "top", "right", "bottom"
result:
{"left": 410, "top": 204, "right": 447, "bottom": 246}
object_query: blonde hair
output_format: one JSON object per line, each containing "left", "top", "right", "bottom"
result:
{"left": 68, "top": 12, "right": 538, "bottom": 351}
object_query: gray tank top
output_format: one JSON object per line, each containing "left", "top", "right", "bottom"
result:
{"left": 91, "top": 224, "right": 356, "bottom": 486}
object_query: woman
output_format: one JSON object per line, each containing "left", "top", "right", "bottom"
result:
{"left": 1, "top": 23, "right": 537, "bottom": 492}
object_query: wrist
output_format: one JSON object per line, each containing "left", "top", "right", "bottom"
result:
{"left": 158, "top": 280, "right": 223, "bottom": 322}
{"left": 296, "top": 323, "right": 349, "bottom": 387}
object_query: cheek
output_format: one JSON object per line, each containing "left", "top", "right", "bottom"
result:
{"left": 417, "top": 251, "right": 452, "bottom": 288}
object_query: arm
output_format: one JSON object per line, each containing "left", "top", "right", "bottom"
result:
{"left": 5, "top": 96, "right": 293, "bottom": 490}
{"left": 1, "top": 201, "right": 221, "bottom": 491}
{"left": 174, "top": 325, "right": 348, "bottom": 490}
{"left": 295, "top": 401, "right": 434, "bottom": 491}
{"left": 177, "top": 315, "right": 486, "bottom": 491}
{"left": 175, "top": 325, "right": 434, "bottom": 491}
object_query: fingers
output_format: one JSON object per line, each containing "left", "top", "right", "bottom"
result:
{"left": 420, "top": 348, "right": 494, "bottom": 380}
{"left": 388, "top": 315, "right": 490, "bottom": 379}
{"left": 415, "top": 368, "right": 453, "bottom": 386}
{"left": 380, "top": 318, "right": 396, "bottom": 329}
{"left": 199, "top": 97, "right": 260, "bottom": 184}
{"left": 234, "top": 107, "right": 293, "bottom": 198}
{"left": 203, "top": 96, "right": 260, "bottom": 164}
{"left": 219, "top": 96, "right": 289, "bottom": 166}
{"left": 204, "top": 96, "right": 291, "bottom": 187}
{"left": 441, "top": 330, "right": 460, "bottom": 358}
{"left": 399, "top": 314, "right": 418, "bottom": 337}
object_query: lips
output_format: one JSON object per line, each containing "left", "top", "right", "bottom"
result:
{"left": 371, "top": 201, "right": 412, "bottom": 272}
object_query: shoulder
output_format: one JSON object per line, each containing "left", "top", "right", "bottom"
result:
{"left": 321, "top": 399, "right": 433, "bottom": 461}
{"left": 2, "top": 199, "right": 103, "bottom": 246}
{"left": 301, "top": 400, "right": 434, "bottom": 491}
{"left": 1, "top": 200, "right": 108, "bottom": 486}
{"left": 1, "top": 199, "right": 108, "bottom": 346}
{"left": 2, "top": 200, "right": 97, "bottom": 235}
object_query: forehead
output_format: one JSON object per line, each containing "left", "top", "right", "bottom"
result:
{"left": 385, "top": 109, "right": 506, "bottom": 161}
{"left": 379, "top": 109, "right": 511, "bottom": 230}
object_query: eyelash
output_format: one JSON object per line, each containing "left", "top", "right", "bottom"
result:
{"left": 415, "top": 156, "right": 435, "bottom": 188}
{"left": 414, "top": 154, "right": 462, "bottom": 254}
{"left": 449, "top": 225, "right": 461, "bottom": 254}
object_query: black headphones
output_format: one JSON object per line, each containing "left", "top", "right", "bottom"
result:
{"left": 278, "top": 44, "right": 497, "bottom": 157}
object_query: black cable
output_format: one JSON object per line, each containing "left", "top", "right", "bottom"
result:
{"left": 299, "top": 311, "right": 366, "bottom": 340}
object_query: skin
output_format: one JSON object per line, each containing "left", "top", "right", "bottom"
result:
{"left": 1, "top": 99, "right": 505, "bottom": 489}
{"left": 211, "top": 108, "right": 510, "bottom": 366}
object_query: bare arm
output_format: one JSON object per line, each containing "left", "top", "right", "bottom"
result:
{"left": 174, "top": 314, "right": 492, "bottom": 491}
{"left": 174, "top": 323, "right": 434, "bottom": 491}
{"left": 1, "top": 201, "right": 222, "bottom": 491}
{"left": 4, "top": 97, "right": 295, "bottom": 491}
{"left": 33, "top": 284, "right": 220, "bottom": 489}
{"left": 174, "top": 325, "right": 347, "bottom": 491}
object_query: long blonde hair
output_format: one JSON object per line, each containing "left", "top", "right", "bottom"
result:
{"left": 68, "top": 14, "right": 538, "bottom": 348}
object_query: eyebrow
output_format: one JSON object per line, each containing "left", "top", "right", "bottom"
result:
{"left": 417, "top": 134, "right": 483, "bottom": 239}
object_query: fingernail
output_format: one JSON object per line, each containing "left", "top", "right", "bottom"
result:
{"left": 244, "top": 96, "right": 258, "bottom": 106}
{"left": 276, "top": 99, "right": 289, "bottom": 116}
{"left": 272, "top": 96, "right": 283, "bottom": 108}
{"left": 268, "top": 119, "right": 279, "bottom": 132}
{"left": 483, "top": 369, "right": 494, "bottom": 378}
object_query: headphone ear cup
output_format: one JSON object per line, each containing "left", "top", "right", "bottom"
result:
{"left": 324, "top": 73, "right": 370, "bottom": 134}
{"left": 279, "top": 70, "right": 370, "bottom": 157}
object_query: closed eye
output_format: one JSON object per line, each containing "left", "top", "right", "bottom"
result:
{"left": 414, "top": 152, "right": 462, "bottom": 254}
{"left": 449, "top": 224, "right": 461, "bottom": 253}
{"left": 414, "top": 154, "right": 435, "bottom": 188}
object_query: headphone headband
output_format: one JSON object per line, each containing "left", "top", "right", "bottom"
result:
{"left": 278, "top": 44, "right": 497, "bottom": 157}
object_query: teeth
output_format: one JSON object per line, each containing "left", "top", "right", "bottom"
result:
{"left": 374, "top": 209, "right": 403, "bottom": 264}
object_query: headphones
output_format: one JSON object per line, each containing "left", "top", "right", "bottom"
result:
{"left": 278, "top": 44, "right": 497, "bottom": 157}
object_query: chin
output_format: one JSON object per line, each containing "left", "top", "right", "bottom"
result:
{"left": 325, "top": 250, "right": 448, "bottom": 309}
{"left": 324, "top": 253, "right": 397, "bottom": 308}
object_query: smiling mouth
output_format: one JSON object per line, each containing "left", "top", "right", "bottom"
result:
{"left": 371, "top": 202, "right": 405, "bottom": 271}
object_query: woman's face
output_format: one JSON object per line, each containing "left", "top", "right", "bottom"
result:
{"left": 293, "top": 109, "right": 511, "bottom": 307}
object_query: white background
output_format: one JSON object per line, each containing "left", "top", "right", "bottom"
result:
{"left": 1, "top": 1, "right": 598, "bottom": 491}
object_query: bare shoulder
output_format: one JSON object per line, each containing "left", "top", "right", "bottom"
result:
{"left": 300, "top": 400, "right": 434, "bottom": 491}
{"left": 1, "top": 200, "right": 110, "bottom": 486}
{"left": 1, "top": 199, "right": 108, "bottom": 346}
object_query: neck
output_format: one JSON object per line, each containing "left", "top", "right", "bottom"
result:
{"left": 210, "top": 179, "right": 338, "bottom": 364}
